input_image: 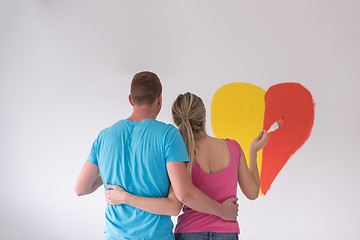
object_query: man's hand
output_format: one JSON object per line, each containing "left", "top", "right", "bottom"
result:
{"left": 219, "top": 197, "right": 239, "bottom": 221}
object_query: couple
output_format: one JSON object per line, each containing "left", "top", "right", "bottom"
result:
{"left": 75, "top": 71, "right": 269, "bottom": 240}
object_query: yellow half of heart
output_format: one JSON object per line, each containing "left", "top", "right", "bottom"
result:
{"left": 211, "top": 83, "right": 266, "bottom": 195}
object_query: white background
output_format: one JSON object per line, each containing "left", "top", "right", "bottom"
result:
{"left": 1, "top": 1, "right": 359, "bottom": 239}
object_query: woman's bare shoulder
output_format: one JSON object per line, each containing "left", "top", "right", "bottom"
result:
{"left": 208, "top": 136, "right": 229, "bottom": 150}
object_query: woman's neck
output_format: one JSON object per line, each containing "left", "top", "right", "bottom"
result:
{"left": 194, "top": 129, "right": 208, "bottom": 146}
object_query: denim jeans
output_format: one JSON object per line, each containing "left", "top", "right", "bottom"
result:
{"left": 175, "top": 232, "right": 238, "bottom": 240}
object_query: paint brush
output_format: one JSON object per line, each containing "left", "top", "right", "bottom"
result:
{"left": 267, "top": 117, "right": 285, "bottom": 133}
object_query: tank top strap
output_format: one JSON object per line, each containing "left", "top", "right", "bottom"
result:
{"left": 224, "top": 139, "right": 242, "bottom": 167}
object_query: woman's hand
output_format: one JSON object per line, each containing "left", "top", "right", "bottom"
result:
{"left": 105, "top": 184, "right": 129, "bottom": 205}
{"left": 250, "top": 129, "right": 269, "bottom": 153}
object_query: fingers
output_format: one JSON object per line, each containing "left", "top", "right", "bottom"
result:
{"left": 105, "top": 186, "right": 124, "bottom": 206}
{"left": 105, "top": 191, "right": 114, "bottom": 205}
{"left": 253, "top": 130, "right": 264, "bottom": 142}
{"left": 260, "top": 129, "right": 269, "bottom": 142}
{"left": 254, "top": 132, "right": 262, "bottom": 141}
{"left": 261, "top": 128, "right": 268, "bottom": 137}
{"left": 105, "top": 190, "right": 112, "bottom": 198}
{"left": 231, "top": 212, "right": 239, "bottom": 222}
{"left": 221, "top": 196, "right": 239, "bottom": 221}
{"left": 104, "top": 190, "right": 111, "bottom": 198}
{"left": 258, "top": 129, "right": 266, "bottom": 139}
{"left": 256, "top": 129, "right": 269, "bottom": 143}
{"left": 259, "top": 129, "right": 264, "bottom": 138}
{"left": 106, "top": 184, "right": 125, "bottom": 191}
{"left": 228, "top": 197, "right": 238, "bottom": 202}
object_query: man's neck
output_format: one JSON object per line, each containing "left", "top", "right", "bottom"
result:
{"left": 127, "top": 105, "right": 158, "bottom": 121}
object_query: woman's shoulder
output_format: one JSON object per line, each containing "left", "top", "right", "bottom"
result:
{"left": 217, "top": 138, "right": 242, "bottom": 153}
{"left": 209, "top": 136, "right": 228, "bottom": 146}
{"left": 212, "top": 137, "right": 240, "bottom": 146}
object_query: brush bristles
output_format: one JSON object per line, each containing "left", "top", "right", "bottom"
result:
{"left": 277, "top": 117, "right": 285, "bottom": 127}
{"left": 267, "top": 118, "right": 285, "bottom": 133}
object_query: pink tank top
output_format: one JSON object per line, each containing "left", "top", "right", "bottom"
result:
{"left": 174, "top": 139, "right": 241, "bottom": 234}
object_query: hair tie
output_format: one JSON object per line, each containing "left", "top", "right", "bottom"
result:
{"left": 181, "top": 116, "right": 189, "bottom": 121}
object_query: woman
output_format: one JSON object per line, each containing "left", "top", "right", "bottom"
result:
{"left": 105, "top": 92, "right": 269, "bottom": 239}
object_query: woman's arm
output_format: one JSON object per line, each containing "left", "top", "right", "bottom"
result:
{"left": 105, "top": 185, "right": 182, "bottom": 216}
{"left": 238, "top": 129, "right": 269, "bottom": 200}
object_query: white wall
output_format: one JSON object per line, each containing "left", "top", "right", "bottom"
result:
{"left": 1, "top": 1, "right": 359, "bottom": 239}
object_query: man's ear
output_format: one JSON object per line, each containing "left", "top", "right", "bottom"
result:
{"left": 157, "top": 93, "right": 162, "bottom": 105}
{"left": 129, "top": 94, "right": 134, "bottom": 106}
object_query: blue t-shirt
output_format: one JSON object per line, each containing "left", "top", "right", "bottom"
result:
{"left": 87, "top": 119, "right": 189, "bottom": 240}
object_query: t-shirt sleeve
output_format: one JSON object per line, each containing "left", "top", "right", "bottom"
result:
{"left": 164, "top": 125, "right": 190, "bottom": 163}
{"left": 86, "top": 135, "right": 99, "bottom": 166}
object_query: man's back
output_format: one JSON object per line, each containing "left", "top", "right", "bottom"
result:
{"left": 87, "top": 119, "right": 189, "bottom": 240}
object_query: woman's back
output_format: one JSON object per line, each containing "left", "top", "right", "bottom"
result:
{"left": 174, "top": 137, "right": 241, "bottom": 234}
{"left": 195, "top": 136, "right": 231, "bottom": 174}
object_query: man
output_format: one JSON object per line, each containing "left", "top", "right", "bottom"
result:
{"left": 75, "top": 71, "right": 238, "bottom": 239}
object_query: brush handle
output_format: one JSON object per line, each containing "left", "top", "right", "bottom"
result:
{"left": 267, "top": 126, "right": 276, "bottom": 133}
{"left": 267, "top": 122, "right": 279, "bottom": 133}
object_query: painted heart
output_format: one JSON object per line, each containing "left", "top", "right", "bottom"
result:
{"left": 211, "top": 82, "right": 315, "bottom": 195}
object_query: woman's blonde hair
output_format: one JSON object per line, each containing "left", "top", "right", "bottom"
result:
{"left": 172, "top": 92, "right": 206, "bottom": 176}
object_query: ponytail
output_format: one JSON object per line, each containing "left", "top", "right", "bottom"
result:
{"left": 172, "top": 93, "right": 206, "bottom": 176}
{"left": 178, "top": 118, "right": 196, "bottom": 176}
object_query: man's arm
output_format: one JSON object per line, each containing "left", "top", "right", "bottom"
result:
{"left": 104, "top": 162, "right": 238, "bottom": 219}
{"left": 167, "top": 161, "right": 238, "bottom": 221}
{"left": 75, "top": 161, "right": 103, "bottom": 196}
